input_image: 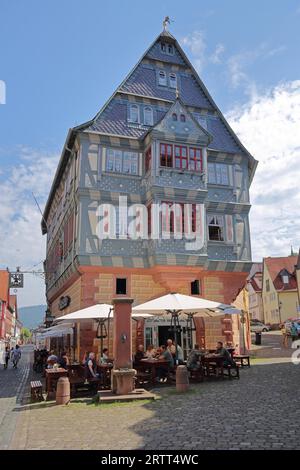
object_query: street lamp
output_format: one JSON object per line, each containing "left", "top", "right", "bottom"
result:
{"left": 44, "top": 308, "right": 55, "bottom": 328}
{"left": 278, "top": 301, "right": 282, "bottom": 325}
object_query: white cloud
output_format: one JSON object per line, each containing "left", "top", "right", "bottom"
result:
{"left": 0, "top": 147, "right": 59, "bottom": 306}
{"left": 226, "top": 43, "right": 286, "bottom": 95}
{"left": 181, "top": 31, "right": 206, "bottom": 73}
{"left": 210, "top": 43, "right": 225, "bottom": 64}
{"left": 227, "top": 80, "right": 300, "bottom": 260}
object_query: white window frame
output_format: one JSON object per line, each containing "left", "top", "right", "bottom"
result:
{"left": 106, "top": 149, "right": 139, "bottom": 175}
{"left": 129, "top": 104, "right": 139, "bottom": 124}
{"left": 158, "top": 70, "right": 167, "bottom": 86}
{"left": 207, "top": 163, "right": 229, "bottom": 185}
{"left": 169, "top": 73, "right": 177, "bottom": 89}
{"left": 160, "top": 42, "right": 174, "bottom": 55}
{"left": 207, "top": 214, "right": 225, "bottom": 242}
{"left": 144, "top": 107, "right": 153, "bottom": 126}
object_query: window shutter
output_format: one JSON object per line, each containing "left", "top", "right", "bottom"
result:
{"left": 225, "top": 215, "right": 234, "bottom": 243}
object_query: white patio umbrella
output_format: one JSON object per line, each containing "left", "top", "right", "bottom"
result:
{"left": 55, "top": 303, "right": 153, "bottom": 355}
{"left": 132, "top": 293, "right": 240, "bottom": 317}
{"left": 132, "top": 293, "right": 241, "bottom": 356}
{"left": 55, "top": 303, "right": 153, "bottom": 322}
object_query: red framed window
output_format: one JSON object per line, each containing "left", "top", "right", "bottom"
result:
{"left": 145, "top": 147, "right": 151, "bottom": 172}
{"left": 160, "top": 143, "right": 173, "bottom": 167}
{"left": 189, "top": 148, "right": 202, "bottom": 172}
{"left": 175, "top": 145, "right": 188, "bottom": 170}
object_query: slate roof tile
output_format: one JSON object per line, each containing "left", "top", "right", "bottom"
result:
{"left": 146, "top": 42, "right": 186, "bottom": 65}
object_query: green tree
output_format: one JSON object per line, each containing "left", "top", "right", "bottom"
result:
{"left": 21, "top": 327, "right": 32, "bottom": 343}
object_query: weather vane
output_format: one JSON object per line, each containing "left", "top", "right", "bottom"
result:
{"left": 163, "top": 16, "right": 171, "bottom": 32}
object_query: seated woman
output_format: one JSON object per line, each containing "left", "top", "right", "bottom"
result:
{"left": 100, "top": 348, "right": 109, "bottom": 364}
{"left": 46, "top": 350, "right": 58, "bottom": 369}
{"left": 145, "top": 344, "right": 156, "bottom": 358}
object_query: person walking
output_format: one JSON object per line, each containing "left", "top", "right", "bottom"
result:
{"left": 281, "top": 324, "right": 288, "bottom": 348}
{"left": 11, "top": 345, "right": 21, "bottom": 368}
{"left": 4, "top": 346, "right": 10, "bottom": 369}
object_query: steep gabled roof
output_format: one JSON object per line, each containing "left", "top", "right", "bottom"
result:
{"left": 42, "top": 28, "right": 258, "bottom": 229}
{"left": 264, "top": 256, "right": 298, "bottom": 292}
{"left": 78, "top": 30, "right": 257, "bottom": 173}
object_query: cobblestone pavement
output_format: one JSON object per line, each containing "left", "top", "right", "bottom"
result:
{"left": 251, "top": 331, "right": 296, "bottom": 358}
{"left": 8, "top": 361, "right": 300, "bottom": 450}
{"left": 0, "top": 345, "right": 32, "bottom": 449}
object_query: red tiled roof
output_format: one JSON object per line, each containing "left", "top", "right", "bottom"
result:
{"left": 264, "top": 256, "right": 298, "bottom": 291}
{"left": 249, "top": 277, "right": 262, "bottom": 292}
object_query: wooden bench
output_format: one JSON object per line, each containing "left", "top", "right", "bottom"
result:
{"left": 234, "top": 355, "right": 250, "bottom": 368}
{"left": 30, "top": 380, "right": 44, "bottom": 401}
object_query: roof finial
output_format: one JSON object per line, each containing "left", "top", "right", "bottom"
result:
{"left": 163, "top": 16, "right": 171, "bottom": 32}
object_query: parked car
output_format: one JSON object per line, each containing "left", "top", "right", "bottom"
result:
{"left": 250, "top": 321, "right": 271, "bottom": 333}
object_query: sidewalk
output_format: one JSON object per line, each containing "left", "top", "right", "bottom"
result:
{"left": 0, "top": 345, "right": 32, "bottom": 449}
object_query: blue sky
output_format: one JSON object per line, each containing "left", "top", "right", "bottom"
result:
{"left": 1, "top": 0, "right": 300, "bottom": 306}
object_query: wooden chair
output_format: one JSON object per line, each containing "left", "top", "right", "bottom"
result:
{"left": 223, "top": 363, "right": 240, "bottom": 379}
{"left": 30, "top": 381, "right": 44, "bottom": 402}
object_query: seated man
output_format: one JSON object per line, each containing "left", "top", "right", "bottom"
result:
{"left": 134, "top": 344, "right": 145, "bottom": 367}
{"left": 187, "top": 344, "right": 204, "bottom": 370}
{"left": 58, "top": 351, "right": 69, "bottom": 369}
{"left": 215, "top": 341, "right": 235, "bottom": 367}
{"left": 84, "top": 352, "right": 99, "bottom": 380}
{"left": 167, "top": 339, "right": 176, "bottom": 357}
{"left": 157, "top": 345, "right": 174, "bottom": 382}
{"left": 100, "top": 348, "right": 109, "bottom": 364}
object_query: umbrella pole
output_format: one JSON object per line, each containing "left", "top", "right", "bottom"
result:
{"left": 169, "top": 310, "right": 180, "bottom": 365}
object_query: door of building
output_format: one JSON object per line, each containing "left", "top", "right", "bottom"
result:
{"left": 158, "top": 325, "right": 182, "bottom": 347}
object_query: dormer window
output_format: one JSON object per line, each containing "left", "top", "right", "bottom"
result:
{"left": 172, "top": 113, "right": 178, "bottom": 121}
{"left": 144, "top": 107, "right": 153, "bottom": 126}
{"left": 158, "top": 70, "right": 167, "bottom": 86}
{"left": 129, "top": 104, "right": 139, "bottom": 123}
{"left": 168, "top": 44, "right": 174, "bottom": 54}
{"left": 169, "top": 73, "right": 177, "bottom": 89}
{"left": 160, "top": 42, "right": 174, "bottom": 55}
{"left": 180, "top": 114, "right": 186, "bottom": 122}
{"left": 282, "top": 274, "right": 289, "bottom": 284}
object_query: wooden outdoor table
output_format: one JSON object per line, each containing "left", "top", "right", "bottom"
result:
{"left": 202, "top": 355, "right": 225, "bottom": 377}
{"left": 139, "top": 359, "right": 169, "bottom": 383}
{"left": 45, "top": 368, "right": 68, "bottom": 399}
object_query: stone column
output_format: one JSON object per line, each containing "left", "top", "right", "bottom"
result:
{"left": 111, "top": 297, "right": 136, "bottom": 394}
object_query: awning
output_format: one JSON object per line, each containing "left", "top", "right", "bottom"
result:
{"left": 36, "top": 323, "right": 74, "bottom": 339}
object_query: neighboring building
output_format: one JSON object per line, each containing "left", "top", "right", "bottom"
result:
{"left": 0, "top": 271, "right": 22, "bottom": 354}
{"left": 262, "top": 256, "right": 299, "bottom": 325}
{"left": 296, "top": 251, "right": 300, "bottom": 311}
{"left": 247, "top": 263, "right": 263, "bottom": 321}
{"left": 42, "top": 25, "right": 257, "bottom": 357}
